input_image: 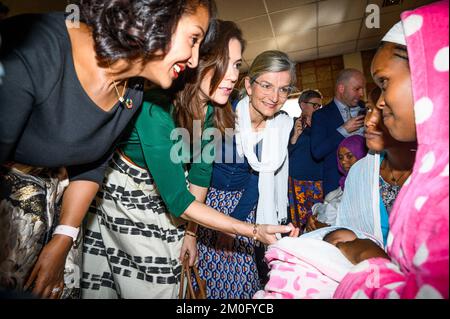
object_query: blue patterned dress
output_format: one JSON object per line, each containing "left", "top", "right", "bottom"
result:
{"left": 196, "top": 188, "right": 260, "bottom": 299}
{"left": 195, "top": 132, "right": 261, "bottom": 299}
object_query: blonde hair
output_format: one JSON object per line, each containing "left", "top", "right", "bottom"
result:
{"left": 240, "top": 50, "right": 297, "bottom": 98}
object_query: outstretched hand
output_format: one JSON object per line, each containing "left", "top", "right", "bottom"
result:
{"left": 257, "top": 223, "right": 299, "bottom": 245}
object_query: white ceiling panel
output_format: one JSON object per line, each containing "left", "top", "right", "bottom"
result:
{"left": 318, "top": 0, "right": 366, "bottom": 26}
{"left": 270, "top": 3, "right": 317, "bottom": 36}
{"left": 215, "top": 0, "right": 266, "bottom": 21}
{"left": 3, "top": 0, "right": 434, "bottom": 67}
{"left": 277, "top": 29, "right": 317, "bottom": 52}
{"left": 237, "top": 16, "right": 274, "bottom": 42}
{"left": 287, "top": 48, "right": 319, "bottom": 63}
{"left": 319, "top": 41, "right": 357, "bottom": 58}
{"left": 319, "top": 20, "right": 361, "bottom": 46}
{"left": 223, "top": 0, "right": 435, "bottom": 66}
{"left": 243, "top": 38, "right": 279, "bottom": 61}
{"left": 265, "top": 0, "right": 317, "bottom": 13}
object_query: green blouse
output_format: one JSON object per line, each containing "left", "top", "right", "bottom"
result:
{"left": 120, "top": 90, "right": 215, "bottom": 217}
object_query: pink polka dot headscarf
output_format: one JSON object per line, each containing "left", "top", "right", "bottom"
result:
{"left": 383, "top": 0, "right": 448, "bottom": 298}
{"left": 389, "top": 0, "right": 449, "bottom": 276}
{"left": 334, "top": 0, "right": 448, "bottom": 299}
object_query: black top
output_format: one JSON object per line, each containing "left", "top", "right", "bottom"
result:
{"left": 0, "top": 13, "right": 144, "bottom": 184}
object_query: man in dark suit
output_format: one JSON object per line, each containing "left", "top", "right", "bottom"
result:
{"left": 310, "top": 69, "right": 366, "bottom": 196}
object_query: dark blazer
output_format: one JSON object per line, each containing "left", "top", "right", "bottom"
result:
{"left": 288, "top": 119, "right": 323, "bottom": 181}
{"left": 310, "top": 100, "right": 345, "bottom": 195}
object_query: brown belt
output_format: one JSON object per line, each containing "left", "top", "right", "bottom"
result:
{"left": 117, "top": 149, "right": 147, "bottom": 170}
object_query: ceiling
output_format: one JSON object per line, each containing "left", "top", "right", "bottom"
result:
{"left": 2, "top": 0, "right": 437, "bottom": 69}
{"left": 215, "top": 0, "right": 436, "bottom": 70}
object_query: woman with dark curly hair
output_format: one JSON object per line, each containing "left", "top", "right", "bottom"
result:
{"left": 0, "top": 0, "right": 215, "bottom": 299}
{"left": 81, "top": 20, "right": 297, "bottom": 299}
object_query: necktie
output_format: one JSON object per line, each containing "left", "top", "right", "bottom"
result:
{"left": 346, "top": 107, "right": 352, "bottom": 120}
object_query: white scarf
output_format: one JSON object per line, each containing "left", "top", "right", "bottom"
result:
{"left": 235, "top": 96, "right": 293, "bottom": 225}
{"left": 335, "top": 152, "right": 384, "bottom": 247}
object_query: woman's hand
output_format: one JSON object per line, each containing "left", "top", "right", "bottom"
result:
{"left": 257, "top": 224, "right": 296, "bottom": 245}
{"left": 336, "top": 238, "right": 390, "bottom": 265}
{"left": 24, "top": 235, "right": 72, "bottom": 299}
{"left": 180, "top": 234, "right": 197, "bottom": 267}
{"left": 215, "top": 232, "right": 234, "bottom": 256}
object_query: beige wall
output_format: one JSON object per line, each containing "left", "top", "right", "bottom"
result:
{"left": 296, "top": 56, "right": 345, "bottom": 105}
{"left": 293, "top": 49, "right": 377, "bottom": 104}
{"left": 343, "top": 52, "right": 364, "bottom": 73}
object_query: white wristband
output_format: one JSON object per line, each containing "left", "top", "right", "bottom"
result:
{"left": 53, "top": 225, "right": 80, "bottom": 242}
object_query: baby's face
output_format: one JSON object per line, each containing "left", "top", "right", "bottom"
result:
{"left": 324, "top": 229, "right": 357, "bottom": 246}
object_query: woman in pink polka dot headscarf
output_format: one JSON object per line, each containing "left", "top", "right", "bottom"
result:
{"left": 334, "top": 0, "right": 449, "bottom": 299}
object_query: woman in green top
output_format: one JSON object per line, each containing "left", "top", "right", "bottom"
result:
{"left": 81, "top": 20, "right": 297, "bottom": 299}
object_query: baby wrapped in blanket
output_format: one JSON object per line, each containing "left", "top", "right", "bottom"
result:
{"left": 254, "top": 143, "right": 395, "bottom": 299}
{"left": 254, "top": 227, "right": 383, "bottom": 299}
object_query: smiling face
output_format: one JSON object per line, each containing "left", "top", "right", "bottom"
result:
{"left": 138, "top": 5, "right": 210, "bottom": 88}
{"left": 371, "top": 43, "right": 416, "bottom": 142}
{"left": 200, "top": 38, "right": 243, "bottom": 105}
{"left": 245, "top": 71, "right": 292, "bottom": 119}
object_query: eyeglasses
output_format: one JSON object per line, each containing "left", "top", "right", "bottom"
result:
{"left": 252, "top": 79, "right": 293, "bottom": 98}
{"left": 303, "top": 101, "right": 322, "bottom": 109}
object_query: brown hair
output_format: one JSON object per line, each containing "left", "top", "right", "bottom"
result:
{"left": 173, "top": 19, "right": 245, "bottom": 138}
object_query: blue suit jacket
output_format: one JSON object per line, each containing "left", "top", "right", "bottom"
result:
{"left": 310, "top": 100, "right": 345, "bottom": 195}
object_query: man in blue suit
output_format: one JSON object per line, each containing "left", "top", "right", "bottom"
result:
{"left": 310, "top": 69, "right": 366, "bottom": 196}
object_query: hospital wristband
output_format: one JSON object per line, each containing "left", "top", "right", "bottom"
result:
{"left": 53, "top": 225, "right": 80, "bottom": 242}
